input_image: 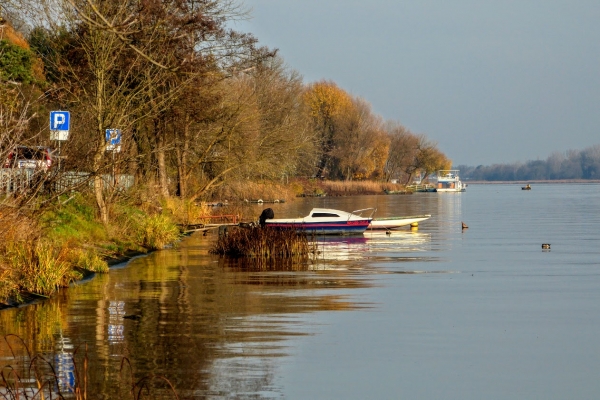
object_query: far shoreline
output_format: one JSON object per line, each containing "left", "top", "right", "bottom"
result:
{"left": 464, "top": 180, "right": 600, "bottom": 184}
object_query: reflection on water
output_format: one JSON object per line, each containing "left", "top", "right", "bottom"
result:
{"left": 0, "top": 194, "right": 455, "bottom": 398}
{"left": 0, "top": 186, "right": 594, "bottom": 399}
{"left": 0, "top": 229, "right": 413, "bottom": 398}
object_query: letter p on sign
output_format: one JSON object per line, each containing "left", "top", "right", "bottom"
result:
{"left": 50, "top": 111, "right": 70, "bottom": 131}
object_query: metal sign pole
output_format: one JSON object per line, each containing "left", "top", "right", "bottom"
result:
{"left": 112, "top": 150, "right": 116, "bottom": 187}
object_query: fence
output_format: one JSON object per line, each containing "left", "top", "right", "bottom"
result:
{"left": 0, "top": 169, "right": 135, "bottom": 195}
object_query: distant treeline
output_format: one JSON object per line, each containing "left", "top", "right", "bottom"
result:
{"left": 457, "top": 144, "right": 600, "bottom": 181}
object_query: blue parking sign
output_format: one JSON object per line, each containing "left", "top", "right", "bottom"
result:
{"left": 105, "top": 129, "right": 122, "bottom": 152}
{"left": 50, "top": 111, "right": 70, "bottom": 131}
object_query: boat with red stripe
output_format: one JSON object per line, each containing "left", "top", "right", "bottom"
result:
{"left": 264, "top": 208, "right": 376, "bottom": 235}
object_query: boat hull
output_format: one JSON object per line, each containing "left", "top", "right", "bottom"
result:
{"left": 265, "top": 220, "right": 371, "bottom": 235}
{"left": 368, "top": 215, "right": 431, "bottom": 230}
{"left": 435, "top": 188, "right": 466, "bottom": 192}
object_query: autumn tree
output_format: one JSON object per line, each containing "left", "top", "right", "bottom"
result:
{"left": 331, "top": 97, "right": 389, "bottom": 180}
{"left": 303, "top": 80, "right": 352, "bottom": 178}
{"left": 413, "top": 136, "right": 451, "bottom": 181}
{"left": 174, "top": 56, "right": 311, "bottom": 201}
{"left": 5, "top": 0, "right": 272, "bottom": 221}
{"left": 384, "top": 122, "right": 418, "bottom": 182}
{"left": 0, "top": 20, "right": 49, "bottom": 206}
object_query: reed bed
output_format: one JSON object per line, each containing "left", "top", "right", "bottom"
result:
{"left": 321, "top": 180, "right": 406, "bottom": 196}
{"left": 210, "top": 226, "right": 315, "bottom": 259}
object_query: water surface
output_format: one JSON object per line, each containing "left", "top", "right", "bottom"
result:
{"left": 1, "top": 184, "right": 599, "bottom": 399}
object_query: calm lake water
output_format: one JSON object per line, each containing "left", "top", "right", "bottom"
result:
{"left": 1, "top": 183, "right": 600, "bottom": 399}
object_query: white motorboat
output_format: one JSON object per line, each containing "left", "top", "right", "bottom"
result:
{"left": 435, "top": 170, "right": 466, "bottom": 192}
{"left": 264, "top": 208, "right": 376, "bottom": 235}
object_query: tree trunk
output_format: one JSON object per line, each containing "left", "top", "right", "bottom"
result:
{"left": 157, "top": 127, "right": 169, "bottom": 198}
{"left": 93, "top": 147, "right": 109, "bottom": 224}
{"left": 175, "top": 118, "right": 190, "bottom": 198}
{"left": 94, "top": 68, "right": 109, "bottom": 224}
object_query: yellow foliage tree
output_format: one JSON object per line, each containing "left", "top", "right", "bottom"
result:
{"left": 303, "top": 80, "right": 352, "bottom": 177}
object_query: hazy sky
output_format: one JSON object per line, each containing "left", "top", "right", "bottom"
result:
{"left": 235, "top": 0, "right": 600, "bottom": 166}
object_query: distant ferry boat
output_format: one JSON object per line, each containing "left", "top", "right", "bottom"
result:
{"left": 435, "top": 170, "right": 466, "bottom": 192}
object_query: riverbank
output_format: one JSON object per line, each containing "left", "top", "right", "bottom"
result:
{"left": 0, "top": 178, "right": 413, "bottom": 308}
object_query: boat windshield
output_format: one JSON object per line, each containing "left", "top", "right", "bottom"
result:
{"left": 311, "top": 212, "right": 340, "bottom": 218}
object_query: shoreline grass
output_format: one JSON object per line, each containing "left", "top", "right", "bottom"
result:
{"left": 0, "top": 191, "right": 186, "bottom": 305}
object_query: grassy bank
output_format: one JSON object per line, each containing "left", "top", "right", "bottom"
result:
{"left": 0, "top": 191, "right": 190, "bottom": 305}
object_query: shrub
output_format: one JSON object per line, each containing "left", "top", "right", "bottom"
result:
{"left": 137, "top": 214, "right": 181, "bottom": 250}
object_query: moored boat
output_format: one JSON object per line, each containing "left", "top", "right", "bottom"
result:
{"left": 264, "top": 208, "right": 376, "bottom": 235}
{"left": 369, "top": 214, "right": 431, "bottom": 230}
{"left": 435, "top": 170, "right": 466, "bottom": 192}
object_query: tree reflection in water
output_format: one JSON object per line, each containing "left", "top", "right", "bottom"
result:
{"left": 0, "top": 233, "right": 376, "bottom": 398}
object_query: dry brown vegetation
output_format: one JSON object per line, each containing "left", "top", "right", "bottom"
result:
{"left": 210, "top": 226, "right": 314, "bottom": 259}
{"left": 320, "top": 180, "right": 406, "bottom": 196}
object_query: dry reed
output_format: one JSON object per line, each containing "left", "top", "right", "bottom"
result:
{"left": 210, "top": 226, "right": 315, "bottom": 259}
{"left": 320, "top": 180, "right": 406, "bottom": 196}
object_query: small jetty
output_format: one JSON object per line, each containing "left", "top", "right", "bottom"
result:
{"left": 178, "top": 214, "right": 239, "bottom": 235}
{"left": 405, "top": 184, "right": 436, "bottom": 193}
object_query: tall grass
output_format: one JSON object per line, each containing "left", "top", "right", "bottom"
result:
{"left": 0, "top": 191, "right": 183, "bottom": 305}
{"left": 210, "top": 227, "right": 315, "bottom": 258}
{"left": 5, "top": 240, "right": 74, "bottom": 297}
{"left": 321, "top": 180, "right": 405, "bottom": 196}
{"left": 136, "top": 214, "right": 181, "bottom": 250}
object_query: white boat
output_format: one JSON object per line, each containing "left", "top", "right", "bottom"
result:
{"left": 264, "top": 208, "right": 376, "bottom": 235}
{"left": 369, "top": 214, "right": 431, "bottom": 230}
{"left": 435, "top": 170, "right": 466, "bottom": 192}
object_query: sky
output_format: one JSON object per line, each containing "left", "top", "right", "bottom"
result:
{"left": 234, "top": 0, "right": 600, "bottom": 166}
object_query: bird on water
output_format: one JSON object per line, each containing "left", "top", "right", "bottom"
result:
{"left": 542, "top": 243, "right": 551, "bottom": 249}
{"left": 461, "top": 222, "right": 468, "bottom": 229}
